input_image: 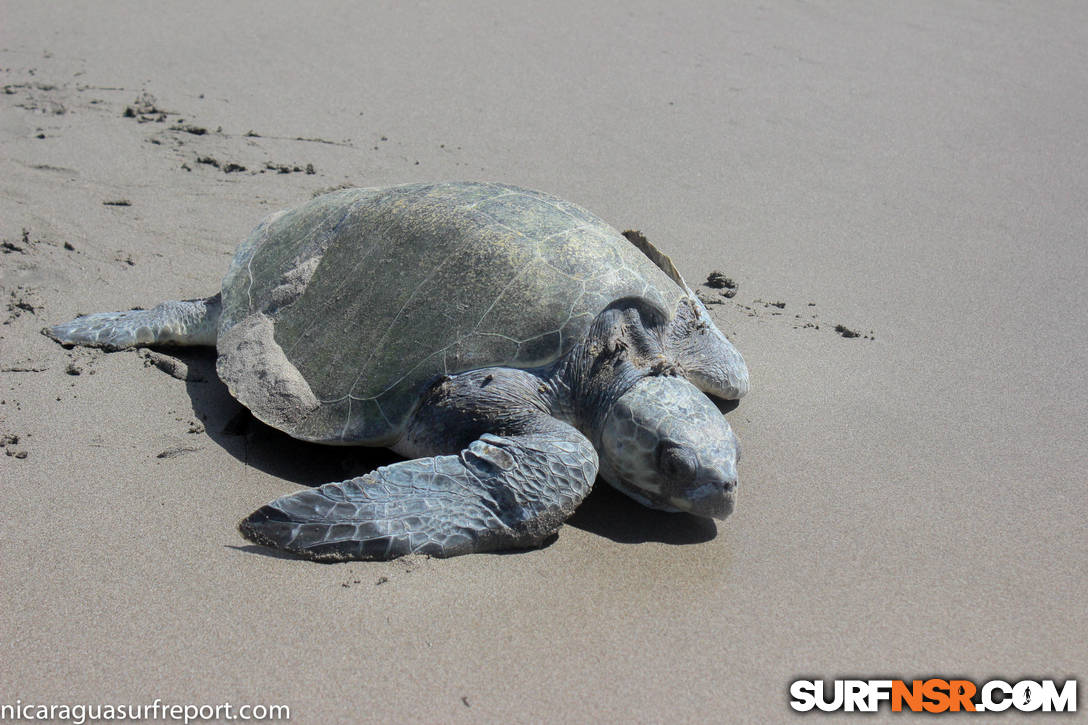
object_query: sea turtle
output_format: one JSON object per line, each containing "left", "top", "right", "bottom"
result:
{"left": 46, "top": 181, "right": 749, "bottom": 561}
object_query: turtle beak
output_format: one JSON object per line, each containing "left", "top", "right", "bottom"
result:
{"left": 689, "top": 479, "right": 736, "bottom": 520}
{"left": 618, "top": 468, "right": 736, "bottom": 520}
{"left": 676, "top": 467, "right": 737, "bottom": 520}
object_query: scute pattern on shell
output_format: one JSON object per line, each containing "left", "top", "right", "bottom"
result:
{"left": 217, "top": 182, "right": 684, "bottom": 443}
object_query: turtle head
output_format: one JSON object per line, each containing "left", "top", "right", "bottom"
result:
{"left": 597, "top": 374, "right": 739, "bottom": 519}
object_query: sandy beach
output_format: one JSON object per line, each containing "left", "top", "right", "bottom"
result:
{"left": 2, "top": 2, "right": 1085, "bottom": 722}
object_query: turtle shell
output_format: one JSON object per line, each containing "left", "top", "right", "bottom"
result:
{"left": 216, "top": 182, "right": 685, "bottom": 443}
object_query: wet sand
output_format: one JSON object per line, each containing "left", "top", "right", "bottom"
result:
{"left": 1, "top": 2, "right": 1085, "bottom": 722}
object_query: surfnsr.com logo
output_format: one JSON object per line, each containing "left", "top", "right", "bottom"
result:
{"left": 789, "top": 679, "right": 1077, "bottom": 713}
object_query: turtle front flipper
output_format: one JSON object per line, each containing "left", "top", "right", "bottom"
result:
{"left": 666, "top": 296, "right": 749, "bottom": 399}
{"left": 239, "top": 424, "right": 598, "bottom": 561}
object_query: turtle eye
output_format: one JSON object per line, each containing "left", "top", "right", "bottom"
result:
{"left": 655, "top": 442, "right": 697, "bottom": 484}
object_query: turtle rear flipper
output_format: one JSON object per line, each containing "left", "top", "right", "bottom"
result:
{"left": 239, "top": 425, "right": 598, "bottom": 561}
{"left": 44, "top": 294, "right": 221, "bottom": 351}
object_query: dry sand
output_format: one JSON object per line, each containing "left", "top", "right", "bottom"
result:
{"left": 2, "top": 2, "right": 1085, "bottom": 722}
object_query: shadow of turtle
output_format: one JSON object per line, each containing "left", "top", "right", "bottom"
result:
{"left": 169, "top": 347, "right": 717, "bottom": 550}
{"left": 174, "top": 348, "right": 399, "bottom": 488}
